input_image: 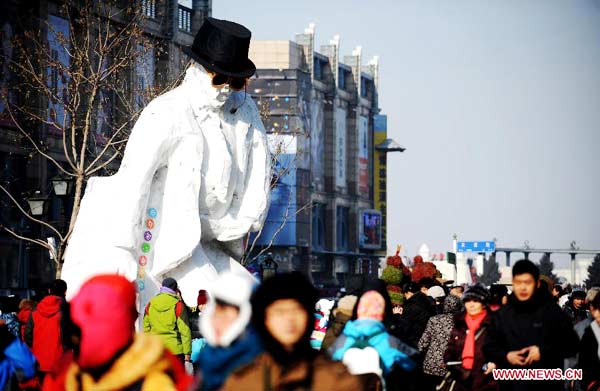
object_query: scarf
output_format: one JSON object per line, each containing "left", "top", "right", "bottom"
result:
{"left": 591, "top": 321, "right": 600, "bottom": 361}
{"left": 461, "top": 310, "right": 487, "bottom": 370}
{"left": 159, "top": 286, "right": 177, "bottom": 295}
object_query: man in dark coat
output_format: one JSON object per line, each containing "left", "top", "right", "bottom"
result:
{"left": 562, "top": 290, "right": 589, "bottom": 325}
{"left": 483, "top": 260, "right": 579, "bottom": 391}
{"left": 397, "top": 282, "right": 436, "bottom": 348}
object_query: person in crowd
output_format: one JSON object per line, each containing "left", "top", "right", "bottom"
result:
{"left": 563, "top": 289, "right": 590, "bottom": 325}
{"left": 330, "top": 289, "right": 417, "bottom": 389}
{"left": 320, "top": 295, "right": 357, "bottom": 351}
{"left": 551, "top": 284, "right": 564, "bottom": 303}
{"left": 24, "top": 279, "right": 70, "bottom": 381}
{"left": 489, "top": 284, "right": 508, "bottom": 311}
{"left": 451, "top": 286, "right": 465, "bottom": 298}
{"left": 578, "top": 292, "right": 600, "bottom": 391}
{"left": 427, "top": 285, "right": 447, "bottom": 314}
{"left": 189, "top": 289, "right": 209, "bottom": 368}
{"left": 444, "top": 285, "right": 498, "bottom": 391}
{"left": 43, "top": 274, "right": 192, "bottom": 390}
{"left": 418, "top": 295, "right": 463, "bottom": 390}
{"left": 397, "top": 282, "right": 436, "bottom": 348}
{"left": 564, "top": 287, "right": 600, "bottom": 391}
{"left": 190, "top": 272, "right": 262, "bottom": 391}
{"left": 16, "top": 299, "right": 35, "bottom": 341}
{"left": 143, "top": 277, "right": 192, "bottom": 366}
{"left": 223, "top": 272, "right": 361, "bottom": 390}
{"left": 484, "top": 260, "right": 579, "bottom": 391}
{"left": 0, "top": 302, "right": 19, "bottom": 339}
{"left": 310, "top": 299, "right": 335, "bottom": 349}
{"left": 0, "top": 319, "right": 37, "bottom": 391}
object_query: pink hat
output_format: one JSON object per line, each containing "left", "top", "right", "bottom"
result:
{"left": 356, "top": 290, "right": 385, "bottom": 321}
{"left": 70, "top": 274, "right": 137, "bottom": 369}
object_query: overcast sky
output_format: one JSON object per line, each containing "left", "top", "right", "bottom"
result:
{"left": 214, "top": 0, "right": 600, "bottom": 267}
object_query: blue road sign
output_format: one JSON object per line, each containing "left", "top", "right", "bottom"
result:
{"left": 457, "top": 241, "right": 496, "bottom": 253}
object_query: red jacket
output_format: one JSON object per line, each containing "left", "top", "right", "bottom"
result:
{"left": 25, "top": 295, "right": 65, "bottom": 372}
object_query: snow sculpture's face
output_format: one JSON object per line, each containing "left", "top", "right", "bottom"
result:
{"left": 200, "top": 70, "right": 232, "bottom": 110}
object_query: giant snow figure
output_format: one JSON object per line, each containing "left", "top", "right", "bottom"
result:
{"left": 62, "top": 18, "right": 270, "bottom": 306}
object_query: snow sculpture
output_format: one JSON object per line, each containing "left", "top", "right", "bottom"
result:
{"left": 62, "top": 62, "right": 270, "bottom": 305}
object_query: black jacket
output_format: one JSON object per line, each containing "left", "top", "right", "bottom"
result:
{"left": 578, "top": 324, "right": 600, "bottom": 390}
{"left": 483, "top": 289, "right": 579, "bottom": 391}
{"left": 396, "top": 292, "right": 436, "bottom": 348}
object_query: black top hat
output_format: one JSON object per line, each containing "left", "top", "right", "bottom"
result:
{"left": 183, "top": 17, "right": 256, "bottom": 78}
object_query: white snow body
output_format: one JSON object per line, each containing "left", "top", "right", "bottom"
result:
{"left": 62, "top": 64, "right": 271, "bottom": 306}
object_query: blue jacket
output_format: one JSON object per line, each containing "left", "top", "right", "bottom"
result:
{"left": 197, "top": 329, "right": 262, "bottom": 391}
{"left": 330, "top": 319, "right": 416, "bottom": 375}
{"left": 0, "top": 337, "right": 37, "bottom": 390}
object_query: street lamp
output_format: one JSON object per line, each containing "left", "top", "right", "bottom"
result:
{"left": 51, "top": 174, "right": 73, "bottom": 196}
{"left": 26, "top": 191, "right": 48, "bottom": 216}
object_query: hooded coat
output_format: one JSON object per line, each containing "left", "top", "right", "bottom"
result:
{"left": 483, "top": 289, "right": 579, "bottom": 391}
{"left": 62, "top": 63, "right": 271, "bottom": 306}
{"left": 143, "top": 292, "right": 192, "bottom": 356}
{"left": 223, "top": 273, "right": 361, "bottom": 391}
{"left": 396, "top": 291, "right": 437, "bottom": 348}
{"left": 418, "top": 294, "right": 463, "bottom": 377}
{"left": 24, "top": 295, "right": 65, "bottom": 372}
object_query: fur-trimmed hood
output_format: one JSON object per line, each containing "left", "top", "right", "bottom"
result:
{"left": 200, "top": 271, "right": 256, "bottom": 347}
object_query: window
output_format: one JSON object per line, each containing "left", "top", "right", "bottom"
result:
{"left": 142, "top": 0, "right": 156, "bottom": 19}
{"left": 313, "top": 57, "right": 323, "bottom": 81}
{"left": 311, "top": 203, "right": 325, "bottom": 250}
{"left": 336, "top": 206, "right": 349, "bottom": 251}
{"left": 361, "top": 76, "right": 369, "bottom": 98}
{"left": 338, "top": 67, "right": 346, "bottom": 90}
{"left": 178, "top": 4, "right": 192, "bottom": 32}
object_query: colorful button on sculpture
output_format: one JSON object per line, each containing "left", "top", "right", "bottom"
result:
{"left": 144, "top": 231, "right": 152, "bottom": 241}
{"left": 146, "top": 219, "right": 155, "bottom": 230}
{"left": 139, "top": 256, "right": 148, "bottom": 266}
{"left": 148, "top": 208, "right": 158, "bottom": 218}
{"left": 141, "top": 243, "right": 151, "bottom": 253}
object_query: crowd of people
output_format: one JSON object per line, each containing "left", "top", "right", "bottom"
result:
{"left": 0, "top": 259, "right": 599, "bottom": 391}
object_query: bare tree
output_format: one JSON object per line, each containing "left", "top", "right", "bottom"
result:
{"left": 0, "top": 0, "right": 183, "bottom": 276}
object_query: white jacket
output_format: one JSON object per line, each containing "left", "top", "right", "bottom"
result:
{"left": 63, "top": 65, "right": 270, "bottom": 302}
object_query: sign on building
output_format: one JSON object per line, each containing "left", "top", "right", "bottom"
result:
{"left": 335, "top": 107, "right": 347, "bottom": 188}
{"left": 358, "top": 115, "right": 369, "bottom": 195}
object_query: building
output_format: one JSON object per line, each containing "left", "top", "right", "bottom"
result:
{"left": 0, "top": 0, "right": 211, "bottom": 293}
{"left": 247, "top": 24, "right": 400, "bottom": 291}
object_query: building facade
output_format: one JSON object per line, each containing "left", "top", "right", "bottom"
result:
{"left": 247, "top": 25, "right": 389, "bottom": 291}
{"left": 0, "top": 0, "right": 211, "bottom": 293}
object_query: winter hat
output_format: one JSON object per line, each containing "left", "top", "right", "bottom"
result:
{"left": 352, "top": 279, "right": 395, "bottom": 329}
{"left": 356, "top": 291, "right": 385, "bottom": 321}
{"left": 200, "top": 271, "right": 255, "bottom": 347}
{"left": 571, "top": 290, "right": 586, "bottom": 300}
{"left": 251, "top": 272, "right": 317, "bottom": 365}
{"left": 443, "top": 294, "right": 463, "bottom": 314}
{"left": 70, "top": 274, "right": 137, "bottom": 370}
{"left": 197, "top": 290, "right": 209, "bottom": 306}
{"left": 161, "top": 277, "right": 178, "bottom": 291}
{"left": 427, "top": 286, "right": 446, "bottom": 299}
{"left": 334, "top": 295, "right": 358, "bottom": 317}
{"left": 512, "top": 259, "right": 540, "bottom": 281}
{"left": 462, "top": 285, "right": 490, "bottom": 305}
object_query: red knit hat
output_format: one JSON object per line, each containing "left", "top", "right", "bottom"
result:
{"left": 197, "top": 289, "right": 209, "bottom": 306}
{"left": 70, "top": 274, "right": 137, "bottom": 369}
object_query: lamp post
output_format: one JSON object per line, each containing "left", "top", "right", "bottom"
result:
{"left": 26, "top": 191, "right": 48, "bottom": 216}
{"left": 51, "top": 174, "right": 73, "bottom": 197}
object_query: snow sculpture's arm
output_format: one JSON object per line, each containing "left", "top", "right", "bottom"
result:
{"left": 205, "top": 108, "right": 271, "bottom": 242}
{"left": 109, "top": 103, "right": 172, "bottom": 250}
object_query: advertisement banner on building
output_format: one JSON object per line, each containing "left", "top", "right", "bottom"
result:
{"left": 373, "top": 114, "right": 387, "bottom": 253}
{"left": 253, "top": 134, "right": 298, "bottom": 246}
{"left": 310, "top": 100, "right": 325, "bottom": 191}
{"left": 359, "top": 209, "right": 382, "bottom": 249}
{"left": 335, "top": 107, "right": 347, "bottom": 188}
{"left": 358, "top": 115, "right": 369, "bottom": 194}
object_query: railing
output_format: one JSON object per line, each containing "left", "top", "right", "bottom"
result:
{"left": 142, "top": 0, "right": 156, "bottom": 19}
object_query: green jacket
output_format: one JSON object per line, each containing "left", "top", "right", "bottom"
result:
{"left": 143, "top": 292, "right": 192, "bottom": 355}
